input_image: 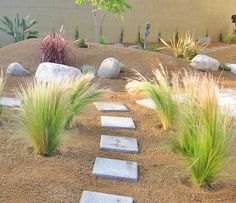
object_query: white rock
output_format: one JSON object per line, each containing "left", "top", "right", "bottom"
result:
{"left": 35, "top": 62, "right": 81, "bottom": 82}
{"left": 7, "top": 63, "right": 30, "bottom": 76}
{"left": 114, "top": 43, "right": 125, "bottom": 48}
{"left": 97, "top": 58, "right": 120, "bottom": 79}
{"left": 128, "top": 45, "right": 143, "bottom": 49}
{"left": 226, "top": 64, "right": 236, "bottom": 74}
{"left": 191, "top": 55, "right": 220, "bottom": 71}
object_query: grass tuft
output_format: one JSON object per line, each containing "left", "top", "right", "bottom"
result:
{"left": 126, "top": 67, "right": 178, "bottom": 130}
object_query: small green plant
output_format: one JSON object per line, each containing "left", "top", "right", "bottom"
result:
{"left": 81, "top": 64, "right": 96, "bottom": 74}
{"left": 99, "top": 36, "right": 107, "bottom": 44}
{"left": 219, "top": 63, "right": 231, "bottom": 71}
{"left": 137, "top": 25, "right": 141, "bottom": 44}
{"left": 170, "top": 74, "right": 234, "bottom": 188}
{"left": 119, "top": 27, "right": 124, "bottom": 43}
{"left": 0, "top": 13, "right": 40, "bottom": 42}
{"left": 219, "top": 33, "right": 223, "bottom": 42}
{"left": 119, "top": 63, "right": 126, "bottom": 72}
{"left": 65, "top": 74, "right": 102, "bottom": 129}
{"left": 16, "top": 81, "right": 69, "bottom": 156}
{"left": 222, "top": 30, "right": 236, "bottom": 44}
{"left": 74, "top": 26, "right": 79, "bottom": 40}
{"left": 160, "top": 31, "right": 208, "bottom": 60}
{"left": 74, "top": 37, "right": 88, "bottom": 48}
{"left": 126, "top": 67, "right": 178, "bottom": 130}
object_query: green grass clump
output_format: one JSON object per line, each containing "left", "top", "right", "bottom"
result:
{"left": 170, "top": 75, "right": 234, "bottom": 187}
{"left": 16, "top": 74, "right": 102, "bottom": 155}
{"left": 16, "top": 81, "right": 69, "bottom": 156}
{"left": 126, "top": 67, "right": 178, "bottom": 130}
{"left": 65, "top": 74, "right": 102, "bottom": 129}
{"left": 81, "top": 64, "right": 96, "bottom": 74}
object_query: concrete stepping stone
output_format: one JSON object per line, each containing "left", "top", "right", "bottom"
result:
{"left": 101, "top": 116, "right": 135, "bottom": 129}
{"left": 100, "top": 135, "right": 138, "bottom": 153}
{"left": 0, "top": 97, "right": 21, "bottom": 107}
{"left": 93, "top": 157, "right": 138, "bottom": 181}
{"left": 95, "top": 102, "right": 128, "bottom": 112}
{"left": 136, "top": 98, "right": 156, "bottom": 109}
{"left": 80, "top": 191, "right": 134, "bottom": 203}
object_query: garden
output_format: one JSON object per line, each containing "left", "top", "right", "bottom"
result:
{"left": 0, "top": 0, "right": 236, "bottom": 203}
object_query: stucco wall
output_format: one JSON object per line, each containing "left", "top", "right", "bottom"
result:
{"left": 0, "top": 0, "right": 235, "bottom": 46}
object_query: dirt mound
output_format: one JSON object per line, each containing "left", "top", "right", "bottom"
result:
{"left": 0, "top": 39, "right": 236, "bottom": 95}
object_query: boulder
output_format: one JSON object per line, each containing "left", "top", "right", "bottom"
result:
{"left": 114, "top": 43, "right": 125, "bottom": 48}
{"left": 35, "top": 62, "right": 81, "bottom": 82}
{"left": 190, "top": 55, "right": 220, "bottom": 71}
{"left": 226, "top": 64, "right": 236, "bottom": 74}
{"left": 128, "top": 45, "right": 143, "bottom": 50}
{"left": 97, "top": 58, "right": 120, "bottom": 79}
{"left": 7, "top": 62, "right": 30, "bottom": 76}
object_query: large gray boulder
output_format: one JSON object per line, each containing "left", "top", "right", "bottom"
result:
{"left": 7, "top": 63, "right": 30, "bottom": 76}
{"left": 190, "top": 55, "right": 220, "bottom": 71}
{"left": 35, "top": 62, "right": 82, "bottom": 82}
{"left": 97, "top": 58, "right": 120, "bottom": 79}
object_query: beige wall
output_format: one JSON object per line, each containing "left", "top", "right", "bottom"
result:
{"left": 0, "top": 0, "right": 235, "bottom": 46}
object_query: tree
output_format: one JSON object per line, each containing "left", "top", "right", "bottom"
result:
{"left": 75, "top": 0, "right": 132, "bottom": 42}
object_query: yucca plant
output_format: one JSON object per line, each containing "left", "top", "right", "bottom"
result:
{"left": 40, "top": 26, "right": 67, "bottom": 64}
{"left": 65, "top": 74, "right": 102, "bottom": 129}
{"left": 170, "top": 75, "right": 234, "bottom": 188}
{"left": 16, "top": 81, "right": 69, "bottom": 156}
{"left": 126, "top": 67, "right": 178, "bottom": 130}
{"left": 0, "top": 13, "right": 40, "bottom": 42}
{"left": 160, "top": 32, "right": 208, "bottom": 60}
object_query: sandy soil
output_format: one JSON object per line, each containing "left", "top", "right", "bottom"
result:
{"left": 0, "top": 39, "right": 235, "bottom": 203}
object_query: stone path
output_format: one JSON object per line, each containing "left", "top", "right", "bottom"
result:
{"left": 101, "top": 116, "right": 136, "bottom": 129}
{"left": 0, "top": 97, "right": 21, "bottom": 108}
{"left": 100, "top": 135, "right": 138, "bottom": 153}
{"left": 136, "top": 88, "right": 236, "bottom": 118}
{"left": 80, "top": 102, "right": 138, "bottom": 202}
{"left": 203, "top": 44, "right": 236, "bottom": 54}
{"left": 80, "top": 191, "right": 134, "bottom": 203}
{"left": 92, "top": 157, "right": 138, "bottom": 181}
{"left": 95, "top": 102, "right": 128, "bottom": 112}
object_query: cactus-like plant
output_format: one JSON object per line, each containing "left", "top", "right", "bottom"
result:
{"left": 0, "top": 13, "right": 40, "bottom": 42}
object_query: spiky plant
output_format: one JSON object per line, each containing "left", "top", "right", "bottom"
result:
{"left": 40, "top": 26, "right": 67, "bottom": 64}
{"left": 65, "top": 74, "right": 102, "bottom": 129}
{"left": 0, "top": 13, "right": 40, "bottom": 42}
{"left": 126, "top": 67, "right": 178, "bottom": 130}
{"left": 81, "top": 64, "right": 96, "bottom": 74}
{"left": 16, "top": 81, "right": 69, "bottom": 156}
{"left": 160, "top": 31, "right": 208, "bottom": 60}
{"left": 170, "top": 75, "right": 234, "bottom": 187}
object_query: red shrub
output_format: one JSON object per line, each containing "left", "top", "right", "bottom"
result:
{"left": 40, "top": 28, "right": 67, "bottom": 64}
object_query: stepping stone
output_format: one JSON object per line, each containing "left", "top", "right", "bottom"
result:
{"left": 95, "top": 102, "right": 128, "bottom": 112}
{"left": 136, "top": 98, "right": 156, "bottom": 109}
{"left": 100, "top": 135, "right": 138, "bottom": 153}
{"left": 101, "top": 116, "right": 135, "bottom": 129}
{"left": 93, "top": 157, "right": 138, "bottom": 182}
{"left": 0, "top": 97, "right": 21, "bottom": 107}
{"left": 80, "top": 191, "right": 134, "bottom": 203}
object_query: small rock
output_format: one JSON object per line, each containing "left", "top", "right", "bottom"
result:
{"left": 97, "top": 58, "right": 120, "bottom": 79}
{"left": 197, "top": 36, "right": 211, "bottom": 44}
{"left": 114, "top": 43, "right": 125, "bottom": 48}
{"left": 128, "top": 45, "right": 143, "bottom": 49}
{"left": 190, "top": 55, "right": 220, "bottom": 71}
{"left": 7, "top": 63, "right": 30, "bottom": 76}
{"left": 35, "top": 62, "right": 81, "bottom": 82}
